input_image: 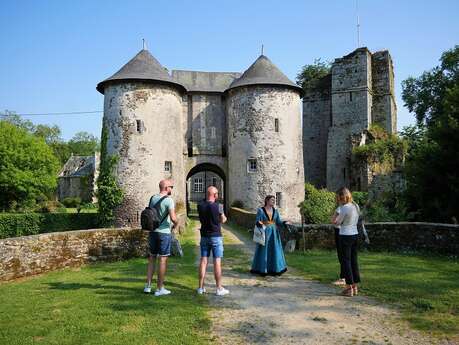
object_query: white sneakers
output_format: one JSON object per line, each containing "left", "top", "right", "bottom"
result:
{"left": 216, "top": 287, "right": 230, "bottom": 296}
{"left": 154, "top": 287, "right": 171, "bottom": 296}
{"left": 144, "top": 284, "right": 171, "bottom": 296}
{"left": 197, "top": 287, "right": 206, "bottom": 295}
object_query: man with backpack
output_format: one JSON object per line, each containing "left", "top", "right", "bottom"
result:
{"left": 143, "top": 179, "right": 178, "bottom": 296}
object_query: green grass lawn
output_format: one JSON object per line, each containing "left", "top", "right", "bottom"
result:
{"left": 286, "top": 249, "right": 459, "bottom": 338}
{"left": 0, "top": 220, "right": 213, "bottom": 345}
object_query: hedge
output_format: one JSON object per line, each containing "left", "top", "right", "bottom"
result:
{"left": 0, "top": 213, "right": 100, "bottom": 239}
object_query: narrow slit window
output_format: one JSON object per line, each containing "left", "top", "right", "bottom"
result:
{"left": 349, "top": 92, "right": 353, "bottom": 102}
{"left": 343, "top": 168, "right": 346, "bottom": 181}
{"left": 210, "top": 127, "right": 217, "bottom": 139}
{"left": 164, "top": 161, "right": 172, "bottom": 173}
{"left": 136, "top": 120, "right": 143, "bottom": 133}
{"left": 274, "top": 118, "right": 279, "bottom": 132}
{"left": 247, "top": 159, "right": 257, "bottom": 173}
{"left": 275, "top": 192, "right": 282, "bottom": 207}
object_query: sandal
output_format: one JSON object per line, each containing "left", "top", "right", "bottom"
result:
{"left": 332, "top": 278, "right": 346, "bottom": 286}
{"left": 341, "top": 286, "right": 354, "bottom": 297}
{"left": 352, "top": 285, "right": 358, "bottom": 296}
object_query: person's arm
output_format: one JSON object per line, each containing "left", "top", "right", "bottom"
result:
{"left": 168, "top": 199, "right": 178, "bottom": 228}
{"left": 255, "top": 208, "right": 264, "bottom": 227}
{"left": 331, "top": 207, "right": 341, "bottom": 224}
{"left": 333, "top": 207, "right": 345, "bottom": 226}
{"left": 274, "top": 209, "right": 288, "bottom": 226}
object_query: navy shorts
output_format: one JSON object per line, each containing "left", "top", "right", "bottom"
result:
{"left": 200, "top": 236, "right": 224, "bottom": 258}
{"left": 148, "top": 232, "right": 172, "bottom": 256}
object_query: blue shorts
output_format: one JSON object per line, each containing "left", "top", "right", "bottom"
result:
{"left": 200, "top": 236, "right": 224, "bottom": 258}
{"left": 148, "top": 232, "right": 171, "bottom": 256}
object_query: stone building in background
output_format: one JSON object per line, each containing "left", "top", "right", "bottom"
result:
{"left": 57, "top": 153, "right": 99, "bottom": 203}
{"left": 302, "top": 47, "right": 397, "bottom": 193}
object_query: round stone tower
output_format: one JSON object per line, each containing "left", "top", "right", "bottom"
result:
{"left": 97, "top": 49, "right": 186, "bottom": 227}
{"left": 225, "top": 55, "right": 305, "bottom": 221}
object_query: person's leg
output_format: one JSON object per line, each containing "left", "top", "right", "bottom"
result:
{"left": 333, "top": 228, "right": 345, "bottom": 285}
{"left": 350, "top": 235, "right": 360, "bottom": 293}
{"left": 214, "top": 257, "right": 222, "bottom": 289}
{"left": 157, "top": 255, "right": 168, "bottom": 290}
{"left": 340, "top": 235, "right": 354, "bottom": 296}
{"left": 199, "top": 256, "right": 208, "bottom": 289}
{"left": 146, "top": 255, "right": 156, "bottom": 285}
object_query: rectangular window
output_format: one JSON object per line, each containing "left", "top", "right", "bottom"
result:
{"left": 247, "top": 159, "right": 257, "bottom": 173}
{"left": 164, "top": 161, "right": 172, "bottom": 173}
{"left": 211, "top": 177, "right": 217, "bottom": 187}
{"left": 210, "top": 127, "right": 217, "bottom": 139}
{"left": 194, "top": 177, "right": 204, "bottom": 193}
{"left": 276, "top": 192, "right": 282, "bottom": 207}
{"left": 274, "top": 118, "right": 279, "bottom": 132}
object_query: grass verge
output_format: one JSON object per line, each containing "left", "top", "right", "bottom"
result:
{"left": 0, "top": 219, "right": 213, "bottom": 345}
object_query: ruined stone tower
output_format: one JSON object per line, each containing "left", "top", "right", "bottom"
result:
{"left": 97, "top": 49, "right": 305, "bottom": 225}
{"left": 302, "top": 47, "right": 397, "bottom": 192}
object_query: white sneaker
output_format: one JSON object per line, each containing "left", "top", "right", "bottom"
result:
{"left": 154, "top": 287, "right": 171, "bottom": 296}
{"left": 216, "top": 287, "right": 229, "bottom": 296}
{"left": 197, "top": 287, "right": 206, "bottom": 295}
{"left": 143, "top": 284, "right": 152, "bottom": 294}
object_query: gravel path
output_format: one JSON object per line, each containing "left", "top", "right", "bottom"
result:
{"left": 193, "top": 224, "right": 449, "bottom": 345}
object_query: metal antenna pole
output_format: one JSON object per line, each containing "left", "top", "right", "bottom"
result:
{"left": 356, "top": 0, "right": 361, "bottom": 47}
{"left": 142, "top": 38, "right": 147, "bottom": 50}
{"left": 261, "top": 44, "right": 264, "bottom": 56}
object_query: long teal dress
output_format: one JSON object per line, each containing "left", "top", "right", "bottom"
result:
{"left": 250, "top": 207, "right": 287, "bottom": 276}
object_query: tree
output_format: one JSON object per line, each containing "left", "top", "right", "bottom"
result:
{"left": 296, "top": 59, "right": 331, "bottom": 92}
{"left": 401, "top": 45, "right": 459, "bottom": 222}
{"left": 68, "top": 131, "right": 100, "bottom": 156}
{"left": 0, "top": 121, "right": 60, "bottom": 211}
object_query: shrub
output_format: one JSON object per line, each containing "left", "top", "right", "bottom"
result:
{"left": 62, "top": 197, "right": 82, "bottom": 208}
{"left": 352, "top": 191, "right": 368, "bottom": 208}
{"left": 0, "top": 213, "right": 100, "bottom": 239}
{"left": 299, "top": 184, "right": 336, "bottom": 224}
{"left": 36, "top": 200, "right": 64, "bottom": 213}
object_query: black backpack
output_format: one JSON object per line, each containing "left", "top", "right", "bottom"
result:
{"left": 140, "top": 195, "right": 169, "bottom": 231}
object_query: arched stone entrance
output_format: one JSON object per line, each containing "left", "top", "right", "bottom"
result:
{"left": 186, "top": 163, "right": 226, "bottom": 216}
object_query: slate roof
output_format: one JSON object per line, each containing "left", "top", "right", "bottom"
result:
{"left": 171, "top": 70, "right": 241, "bottom": 93}
{"left": 96, "top": 49, "right": 186, "bottom": 94}
{"left": 226, "top": 55, "right": 303, "bottom": 96}
{"left": 59, "top": 155, "right": 96, "bottom": 178}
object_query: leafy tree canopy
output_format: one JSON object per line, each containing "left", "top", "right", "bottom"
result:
{"left": 0, "top": 121, "right": 60, "bottom": 211}
{"left": 296, "top": 59, "right": 331, "bottom": 92}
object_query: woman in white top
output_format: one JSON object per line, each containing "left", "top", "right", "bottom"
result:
{"left": 332, "top": 187, "right": 361, "bottom": 297}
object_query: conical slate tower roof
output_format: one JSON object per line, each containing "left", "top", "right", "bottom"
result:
{"left": 97, "top": 49, "right": 186, "bottom": 94}
{"left": 225, "top": 55, "right": 303, "bottom": 96}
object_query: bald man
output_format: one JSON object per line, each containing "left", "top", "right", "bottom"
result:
{"left": 144, "top": 179, "right": 178, "bottom": 296}
{"left": 197, "top": 186, "right": 229, "bottom": 296}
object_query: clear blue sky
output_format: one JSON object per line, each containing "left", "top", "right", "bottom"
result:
{"left": 1, "top": 0, "right": 458, "bottom": 140}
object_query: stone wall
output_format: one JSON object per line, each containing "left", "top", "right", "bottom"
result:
{"left": 228, "top": 208, "right": 459, "bottom": 255}
{"left": 302, "top": 75, "right": 331, "bottom": 188}
{"left": 0, "top": 228, "right": 148, "bottom": 282}
{"left": 0, "top": 214, "right": 187, "bottom": 282}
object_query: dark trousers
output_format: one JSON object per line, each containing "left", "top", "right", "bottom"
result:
{"left": 339, "top": 234, "right": 361, "bottom": 285}
{"left": 334, "top": 228, "right": 345, "bottom": 279}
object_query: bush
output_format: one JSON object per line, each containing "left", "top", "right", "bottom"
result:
{"left": 62, "top": 197, "right": 82, "bottom": 208}
{"left": 299, "top": 184, "right": 336, "bottom": 224}
{"left": 0, "top": 213, "right": 100, "bottom": 239}
{"left": 352, "top": 191, "right": 368, "bottom": 208}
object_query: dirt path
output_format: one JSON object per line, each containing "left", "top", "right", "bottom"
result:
{"left": 193, "top": 224, "right": 447, "bottom": 345}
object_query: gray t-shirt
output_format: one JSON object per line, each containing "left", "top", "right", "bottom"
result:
{"left": 149, "top": 194, "right": 175, "bottom": 234}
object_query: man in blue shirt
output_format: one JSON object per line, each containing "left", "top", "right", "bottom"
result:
{"left": 144, "top": 179, "right": 178, "bottom": 296}
{"left": 197, "top": 186, "right": 229, "bottom": 296}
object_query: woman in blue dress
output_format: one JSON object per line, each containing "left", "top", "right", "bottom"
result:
{"left": 250, "top": 195, "right": 288, "bottom": 276}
